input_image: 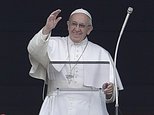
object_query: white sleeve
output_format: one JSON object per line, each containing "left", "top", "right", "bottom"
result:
{"left": 27, "top": 28, "right": 51, "bottom": 81}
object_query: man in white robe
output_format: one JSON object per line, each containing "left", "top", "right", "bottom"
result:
{"left": 27, "top": 8, "right": 123, "bottom": 115}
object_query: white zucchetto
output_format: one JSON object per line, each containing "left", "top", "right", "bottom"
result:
{"left": 70, "top": 8, "right": 92, "bottom": 20}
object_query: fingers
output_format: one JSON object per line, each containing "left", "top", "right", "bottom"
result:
{"left": 43, "top": 9, "right": 62, "bottom": 34}
{"left": 50, "top": 9, "right": 61, "bottom": 16}
{"left": 103, "top": 83, "right": 109, "bottom": 89}
{"left": 103, "top": 82, "right": 114, "bottom": 95}
{"left": 49, "top": 9, "right": 61, "bottom": 20}
{"left": 48, "top": 9, "right": 62, "bottom": 25}
{"left": 55, "top": 17, "right": 62, "bottom": 24}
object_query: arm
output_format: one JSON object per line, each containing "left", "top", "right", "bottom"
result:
{"left": 27, "top": 29, "right": 50, "bottom": 68}
{"left": 28, "top": 9, "right": 62, "bottom": 67}
{"left": 27, "top": 9, "right": 62, "bottom": 79}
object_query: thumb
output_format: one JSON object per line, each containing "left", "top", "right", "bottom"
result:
{"left": 103, "top": 83, "right": 109, "bottom": 89}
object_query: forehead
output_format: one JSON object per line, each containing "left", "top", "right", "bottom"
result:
{"left": 69, "top": 13, "right": 90, "bottom": 23}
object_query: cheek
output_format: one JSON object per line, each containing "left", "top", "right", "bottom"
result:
{"left": 68, "top": 27, "right": 74, "bottom": 33}
{"left": 83, "top": 30, "right": 89, "bottom": 35}
{"left": 86, "top": 30, "right": 91, "bottom": 35}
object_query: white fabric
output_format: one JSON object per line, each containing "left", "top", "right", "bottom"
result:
{"left": 27, "top": 29, "right": 123, "bottom": 90}
{"left": 39, "top": 89, "right": 108, "bottom": 115}
{"left": 27, "top": 28, "right": 124, "bottom": 115}
{"left": 70, "top": 8, "right": 92, "bottom": 20}
{"left": 47, "top": 36, "right": 122, "bottom": 89}
{"left": 47, "top": 36, "right": 112, "bottom": 88}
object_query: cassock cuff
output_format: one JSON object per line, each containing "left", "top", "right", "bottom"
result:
{"left": 40, "top": 28, "right": 51, "bottom": 42}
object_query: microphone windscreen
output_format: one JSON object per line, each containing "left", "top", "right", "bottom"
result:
{"left": 127, "top": 7, "right": 133, "bottom": 14}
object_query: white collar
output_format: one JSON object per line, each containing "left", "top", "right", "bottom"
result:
{"left": 67, "top": 36, "right": 88, "bottom": 47}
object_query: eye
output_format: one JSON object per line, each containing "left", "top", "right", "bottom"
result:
{"left": 71, "top": 22, "right": 77, "bottom": 26}
{"left": 79, "top": 24, "right": 86, "bottom": 28}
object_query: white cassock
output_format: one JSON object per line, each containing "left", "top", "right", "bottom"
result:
{"left": 27, "top": 29, "right": 124, "bottom": 115}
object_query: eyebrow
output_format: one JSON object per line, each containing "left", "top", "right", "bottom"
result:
{"left": 70, "top": 21, "right": 87, "bottom": 25}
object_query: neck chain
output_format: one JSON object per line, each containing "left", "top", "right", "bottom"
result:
{"left": 66, "top": 37, "right": 88, "bottom": 84}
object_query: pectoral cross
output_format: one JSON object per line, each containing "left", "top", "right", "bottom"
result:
{"left": 66, "top": 74, "right": 74, "bottom": 84}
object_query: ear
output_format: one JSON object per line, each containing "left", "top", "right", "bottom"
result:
{"left": 67, "top": 21, "right": 70, "bottom": 30}
{"left": 87, "top": 26, "right": 93, "bottom": 35}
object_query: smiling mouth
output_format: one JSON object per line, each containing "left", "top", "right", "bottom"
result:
{"left": 74, "top": 32, "right": 82, "bottom": 35}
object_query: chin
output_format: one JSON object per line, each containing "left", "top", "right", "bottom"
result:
{"left": 72, "top": 38, "right": 81, "bottom": 43}
{"left": 70, "top": 36, "right": 80, "bottom": 42}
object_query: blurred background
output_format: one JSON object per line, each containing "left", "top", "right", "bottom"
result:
{"left": 0, "top": 0, "right": 154, "bottom": 115}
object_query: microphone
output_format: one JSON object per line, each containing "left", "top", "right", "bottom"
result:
{"left": 127, "top": 7, "right": 133, "bottom": 14}
{"left": 114, "top": 7, "right": 133, "bottom": 115}
{"left": 114, "top": 7, "right": 133, "bottom": 66}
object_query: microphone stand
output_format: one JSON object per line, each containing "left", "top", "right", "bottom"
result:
{"left": 114, "top": 7, "right": 133, "bottom": 115}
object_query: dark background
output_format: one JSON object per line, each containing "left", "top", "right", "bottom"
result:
{"left": 0, "top": 0, "right": 154, "bottom": 115}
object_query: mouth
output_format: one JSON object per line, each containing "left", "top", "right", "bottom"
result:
{"left": 73, "top": 34, "right": 81, "bottom": 39}
{"left": 73, "top": 32, "right": 82, "bottom": 36}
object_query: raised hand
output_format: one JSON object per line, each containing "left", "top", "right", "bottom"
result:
{"left": 43, "top": 9, "right": 62, "bottom": 35}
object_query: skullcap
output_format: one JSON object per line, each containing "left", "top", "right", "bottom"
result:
{"left": 70, "top": 8, "right": 92, "bottom": 20}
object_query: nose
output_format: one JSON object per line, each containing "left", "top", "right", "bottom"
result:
{"left": 74, "top": 25, "right": 80, "bottom": 31}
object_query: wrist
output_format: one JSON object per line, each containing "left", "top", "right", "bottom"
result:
{"left": 42, "top": 26, "right": 51, "bottom": 35}
{"left": 106, "top": 94, "right": 112, "bottom": 99}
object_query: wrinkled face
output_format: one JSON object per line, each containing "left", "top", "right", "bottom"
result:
{"left": 67, "top": 13, "right": 93, "bottom": 43}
